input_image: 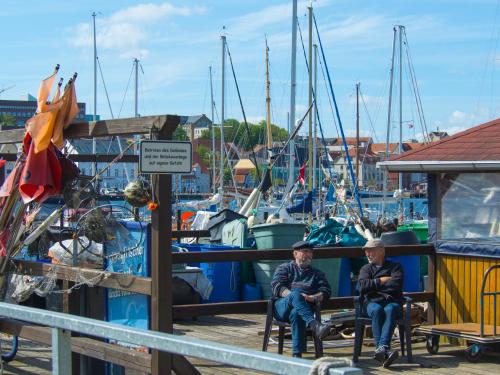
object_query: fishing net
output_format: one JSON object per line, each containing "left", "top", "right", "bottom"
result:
{"left": 123, "top": 178, "right": 151, "bottom": 208}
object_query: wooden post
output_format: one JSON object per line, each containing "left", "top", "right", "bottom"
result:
{"left": 427, "top": 252, "right": 436, "bottom": 324}
{"left": 150, "top": 119, "right": 175, "bottom": 374}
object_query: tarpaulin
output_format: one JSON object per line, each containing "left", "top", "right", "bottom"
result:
{"left": 306, "top": 218, "right": 367, "bottom": 247}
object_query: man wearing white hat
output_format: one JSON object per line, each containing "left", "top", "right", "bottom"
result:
{"left": 358, "top": 238, "right": 403, "bottom": 368}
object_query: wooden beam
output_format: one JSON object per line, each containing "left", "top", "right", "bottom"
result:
{"left": 172, "top": 291, "right": 435, "bottom": 318}
{"left": 172, "top": 230, "right": 210, "bottom": 239}
{"left": 171, "top": 244, "right": 435, "bottom": 264}
{"left": 0, "top": 115, "right": 180, "bottom": 144}
{"left": 10, "top": 260, "right": 151, "bottom": 295}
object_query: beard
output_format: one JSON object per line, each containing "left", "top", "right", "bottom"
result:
{"left": 296, "top": 258, "right": 312, "bottom": 268}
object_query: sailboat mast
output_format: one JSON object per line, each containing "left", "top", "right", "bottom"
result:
{"left": 92, "top": 11, "right": 97, "bottom": 177}
{"left": 220, "top": 35, "right": 226, "bottom": 191}
{"left": 209, "top": 66, "right": 216, "bottom": 194}
{"left": 265, "top": 39, "right": 272, "bottom": 153}
{"left": 287, "top": 0, "right": 298, "bottom": 189}
{"left": 356, "top": 82, "right": 360, "bottom": 189}
{"left": 134, "top": 58, "right": 139, "bottom": 117}
{"left": 313, "top": 44, "right": 318, "bottom": 192}
{"left": 398, "top": 25, "right": 404, "bottom": 191}
{"left": 382, "top": 27, "right": 397, "bottom": 216}
{"left": 307, "top": 5, "right": 313, "bottom": 194}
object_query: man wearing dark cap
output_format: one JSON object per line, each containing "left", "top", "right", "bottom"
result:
{"left": 358, "top": 238, "right": 403, "bottom": 368}
{"left": 271, "top": 240, "right": 331, "bottom": 358}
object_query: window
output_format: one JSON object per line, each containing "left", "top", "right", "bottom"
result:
{"left": 439, "top": 173, "right": 500, "bottom": 243}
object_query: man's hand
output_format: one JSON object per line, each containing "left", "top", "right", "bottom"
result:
{"left": 379, "top": 276, "right": 392, "bottom": 285}
{"left": 301, "top": 293, "right": 323, "bottom": 303}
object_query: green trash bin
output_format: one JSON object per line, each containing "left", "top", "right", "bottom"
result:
{"left": 251, "top": 223, "right": 306, "bottom": 299}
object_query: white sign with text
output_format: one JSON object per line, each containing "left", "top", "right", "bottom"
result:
{"left": 139, "top": 140, "right": 192, "bottom": 174}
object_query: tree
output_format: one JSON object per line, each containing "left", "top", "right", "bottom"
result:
{"left": 197, "top": 145, "right": 211, "bottom": 169}
{"left": 172, "top": 126, "right": 188, "bottom": 141}
{"left": 0, "top": 114, "right": 16, "bottom": 127}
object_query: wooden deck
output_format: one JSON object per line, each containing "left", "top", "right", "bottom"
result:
{"left": 3, "top": 312, "right": 500, "bottom": 374}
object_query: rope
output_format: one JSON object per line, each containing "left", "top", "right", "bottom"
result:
{"left": 308, "top": 357, "right": 354, "bottom": 375}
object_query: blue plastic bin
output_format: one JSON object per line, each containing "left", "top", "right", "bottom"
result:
{"left": 337, "top": 258, "right": 352, "bottom": 297}
{"left": 200, "top": 244, "right": 240, "bottom": 303}
{"left": 242, "top": 283, "right": 262, "bottom": 301}
{"left": 387, "top": 255, "right": 421, "bottom": 292}
{"left": 174, "top": 242, "right": 203, "bottom": 267}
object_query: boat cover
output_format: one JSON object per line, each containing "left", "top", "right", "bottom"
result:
{"left": 207, "top": 209, "right": 246, "bottom": 242}
{"left": 306, "top": 218, "right": 367, "bottom": 247}
{"left": 286, "top": 191, "right": 313, "bottom": 214}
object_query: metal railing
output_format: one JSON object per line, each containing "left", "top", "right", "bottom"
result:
{"left": 480, "top": 264, "right": 500, "bottom": 337}
{"left": 0, "top": 302, "right": 361, "bottom": 375}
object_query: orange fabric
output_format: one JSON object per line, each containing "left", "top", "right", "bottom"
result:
{"left": 52, "top": 83, "right": 79, "bottom": 150}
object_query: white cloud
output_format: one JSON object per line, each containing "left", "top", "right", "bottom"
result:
{"left": 68, "top": 2, "right": 206, "bottom": 58}
{"left": 431, "top": 108, "right": 490, "bottom": 135}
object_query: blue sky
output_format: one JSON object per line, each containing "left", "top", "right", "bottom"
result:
{"left": 1, "top": 0, "right": 499, "bottom": 143}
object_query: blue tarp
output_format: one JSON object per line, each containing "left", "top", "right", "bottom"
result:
{"left": 306, "top": 219, "right": 367, "bottom": 247}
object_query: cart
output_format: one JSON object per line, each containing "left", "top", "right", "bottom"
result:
{"left": 415, "top": 264, "right": 500, "bottom": 362}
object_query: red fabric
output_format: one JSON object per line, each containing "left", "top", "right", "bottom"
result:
{"left": 0, "top": 164, "right": 20, "bottom": 198}
{"left": 18, "top": 134, "right": 62, "bottom": 204}
{"left": 298, "top": 164, "right": 306, "bottom": 186}
{"left": 0, "top": 160, "right": 5, "bottom": 169}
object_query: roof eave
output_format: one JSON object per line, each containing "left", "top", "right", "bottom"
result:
{"left": 377, "top": 160, "right": 500, "bottom": 172}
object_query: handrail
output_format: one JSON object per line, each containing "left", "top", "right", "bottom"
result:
{"left": 0, "top": 303, "right": 360, "bottom": 375}
{"left": 480, "top": 264, "right": 500, "bottom": 337}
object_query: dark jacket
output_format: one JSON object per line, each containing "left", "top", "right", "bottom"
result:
{"left": 271, "top": 261, "right": 331, "bottom": 299}
{"left": 357, "top": 260, "right": 403, "bottom": 304}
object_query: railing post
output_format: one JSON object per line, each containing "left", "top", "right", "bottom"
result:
{"left": 52, "top": 327, "right": 72, "bottom": 375}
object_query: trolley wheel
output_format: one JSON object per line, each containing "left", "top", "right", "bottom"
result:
{"left": 464, "top": 343, "right": 483, "bottom": 363}
{"left": 0, "top": 334, "right": 18, "bottom": 362}
{"left": 426, "top": 335, "right": 440, "bottom": 354}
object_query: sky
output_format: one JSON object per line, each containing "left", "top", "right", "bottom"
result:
{"left": 1, "top": 0, "right": 500, "bottom": 143}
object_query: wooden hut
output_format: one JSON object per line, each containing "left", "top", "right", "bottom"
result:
{"left": 379, "top": 119, "right": 500, "bottom": 334}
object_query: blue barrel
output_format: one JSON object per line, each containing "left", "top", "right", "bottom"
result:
{"left": 337, "top": 258, "right": 352, "bottom": 297}
{"left": 242, "top": 283, "right": 262, "bottom": 301}
{"left": 175, "top": 242, "right": 203, "bottom": 267}
{"left": 200, "top": 244, "right": 240, "bottom": 303}
{"left": 387, "top": 256, "right": 421, "bottom": 292}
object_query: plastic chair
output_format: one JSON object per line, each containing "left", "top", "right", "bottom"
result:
{"left": 261, "top": 296, "right": 324, "bottom": 358}
{"left": 353, "top": 295, "right": 413, "bottom": 363}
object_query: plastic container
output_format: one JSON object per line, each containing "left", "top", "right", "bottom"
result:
{"left": 253, "top": 260, "right": 286, "bottom": 300}
{"left": 222, "top": 219, "right": 247, "bottom": 248}
{"left": 252, "top": 223, "right": 306, "bottom": 300}
{"left": 251, "top": 223, "right": 306, "bottom": 249}
{"left": 397, "top": 222, "right": 429, "bottom": 277}
{"left": 175, "top": 242, "right": 203, "bottom": 267}
{"left": 381, "top": 230, "right": 422, "bottom": 292}
{"left": 200, "top": 244, "right": 240, "bottom": 303}
{"left": 311, "top": 258, "right": 352, "bottom": 297}
{"left": 242, "top": 283, "right": 262, "bottom": 301}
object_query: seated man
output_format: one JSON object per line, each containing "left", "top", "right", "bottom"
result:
{"left": 271, "top": 240, "right": 331, "bottom": 358}
{"left": 358, "top": 238, "right": 404, "bottom": 368}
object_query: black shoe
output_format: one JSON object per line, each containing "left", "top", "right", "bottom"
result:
{"left": 310, "top": 321, "right": 331, "bottom": 340}
{"left": 383, "top": 350, "right": 399, "bottom": 368}
{"left": 373, "top": 346, "right": 387, "bottom": 363}
{"left": 292, "top": 353, "right": 302, "bottom": 358}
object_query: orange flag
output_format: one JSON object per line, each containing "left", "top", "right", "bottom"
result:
{"left": 52, "top": 81, "right": 79, "bottom": 150}
{"left": 26, "top": 68, "right": 63, "bottom": 154}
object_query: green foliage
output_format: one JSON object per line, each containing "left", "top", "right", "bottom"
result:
{"left": 172, "top": 126, "right": 189, "bottom": 141}
{"left": 199, "top": 119, "right": 289, "bottom": 150}
{"left": 197, "top": 145, "right": 211, "bottom": 169}
{"left": 0, "top": 113, "right": 16, "bottom": 127}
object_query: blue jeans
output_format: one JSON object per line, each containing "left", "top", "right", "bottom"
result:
{"left": 274, "top": 290, "right": 316, "bottom": 354}
{"left": 366, "top": 302, "right": 402, "bottom": 349}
